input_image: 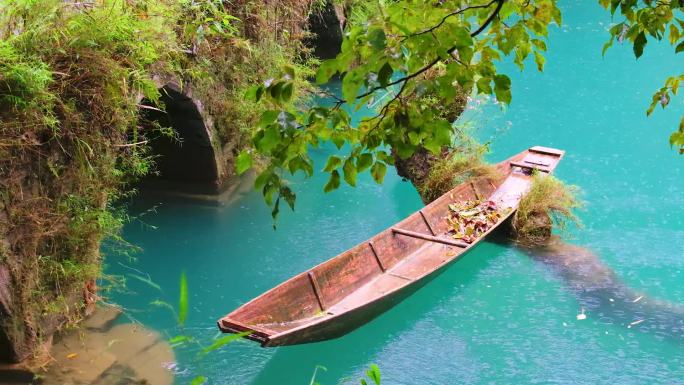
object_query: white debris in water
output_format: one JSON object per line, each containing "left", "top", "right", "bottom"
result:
{"left": 627, "top": 319, "right": 645, "bottom": 328}
{"left": 632, "top": 295, "right": 644, "bottom": 303}
{"left": 576, "top": 308, "right": 587, "bottom": 321}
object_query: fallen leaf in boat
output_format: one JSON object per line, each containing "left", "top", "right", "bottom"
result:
{"left": 66, "top": 353, "right": 77, "bottom": 359}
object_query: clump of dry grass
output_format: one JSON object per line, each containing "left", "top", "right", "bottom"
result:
{"left": 512, "top": 174, "right": 583, "bottom": 245}
{"left": 418, "top": 146, "right": 501, "bottom": 203}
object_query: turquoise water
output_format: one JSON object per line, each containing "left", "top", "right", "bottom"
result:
{"left": 106, "top": 2, "right": 684, "bottom": 384}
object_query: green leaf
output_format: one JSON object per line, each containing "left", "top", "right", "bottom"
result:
{"left": 271, "top": 196, "right": 280, "bottom": 220}
{"left": 283, "top": 65, "right": 295, "bottom": 79}
{"left": 450, "top": 26, "right": 473, "bottom": 49}
{"left": 280, "top": 186, "right": 296, "bottom": 210}
{"left": 201, "top": 331, "right": 252, "bottom": 355}
{"left": 676, "top": 41, "right": 684, "bottom": 53}
{"left": 343, "top": 158, "right": 357, "bottom": 187}
{"left": 601, "top": 37, "right": 614, "bottom": 57}
{"left": 370, "top": 162, "right": 387, "bottom": 184}
{"left": 367, "top": 28, "right": 387, "bottom": 51}
{"left": 259, "top": 110, "right": 279, "bottom": 127}
{"left": 531, "top": 39, "right": 547, "bottom": 51}
{"left": 257, "top": 125, "right": 280, "bottom": 153}
{"left": 168, "top": 335, "right": 192, "bottom": 347}
{"left": 324, "top": 170, "right": 341, "bottom": 192}
{"left": 269, "top": 81, "right": 283, "bottom": 101}
{"left": 281, "top": 82, "right": 294, "bottom": 102}
{"left": 534, "top": 51, "right": 546, "bottom": 71}
{"left": 356, "top": 153, "right": 373, "bottom": 172}
{"left": 476, "top": 77, "right": 492, "bottom": 94}
{"left": 323, "top": 155, "right": 342, "bottom": 172}
{"left": 342, "top": 69, "right": 363, "bottom": 103}
{"left": 178, "top": 271, "right": 188, "bottom": 327}
{"left": 378, "top": 62, "right": 393, "bottom": 87}
{"left": 316, "top": 60, "right": 338, "bottom": 84}
{"left": 244, "top": 85, "right": 263, "bottom": 102}
{"left": 366, "top": 364, "right": 381, "bottom": 385}
{"left": 633, "top": 31, "right": 647, "bottom": 58}
{"left": 493, "top": 74, "right": 512, "bottom": 104}
{"left": 190, "top": 376, "right": 207, "bottom": 385}
{"left": 235, "top": 151, "right": 252, "bottom": 175}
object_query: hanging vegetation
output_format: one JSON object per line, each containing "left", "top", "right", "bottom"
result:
{"left": 0, "top": 0, "right": 316, "bottom": 364}
{"left": 512, "top": 174, "right": 583, "bottom": 246}
{"left": 417, "top": 142, "right": 500, "bottom": 204}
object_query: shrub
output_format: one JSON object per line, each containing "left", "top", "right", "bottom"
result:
{"left": 512, "top": 173, "right": 583, "bottom": 245}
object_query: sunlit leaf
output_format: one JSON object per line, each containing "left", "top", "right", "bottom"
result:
{"left": 370, "top": 162, "right": 386, "bottom": 184}
{"left": 324, "top": 170, "right": 340, "bottom": 192}
{"left": 236, "top": 151, "right": 252, "bottom": 175}
{"left": 178, "top": 271, "right": 188, "bottom": 327}
{"left": 200, "top": 331, "right": 251, "bottom": 355}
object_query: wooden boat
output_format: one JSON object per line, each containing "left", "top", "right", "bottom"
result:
{"left": 218, "top": 146, "right": 565, "bottom": 346}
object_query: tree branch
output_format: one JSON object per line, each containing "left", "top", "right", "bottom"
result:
{"left": 357, "top": 0, "right": 504, "bottom": 100}
{"left": 400, "top": 0, "right": 499, "bottom": 41}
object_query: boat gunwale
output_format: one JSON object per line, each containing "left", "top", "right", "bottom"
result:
{"left": 219, "top": 147, "right": 564, "bottom": 345}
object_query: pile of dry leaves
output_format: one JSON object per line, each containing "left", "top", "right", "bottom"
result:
{"left": 446, "top": 200, "right": 509, "bottom": 243}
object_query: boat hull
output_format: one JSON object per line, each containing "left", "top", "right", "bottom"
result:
{"left": 218, "top": 146, "right": 565, "bottom": 346}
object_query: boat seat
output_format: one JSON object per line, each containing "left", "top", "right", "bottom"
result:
{"left": 509, "top": 160, "right": 550, "bottom": 173}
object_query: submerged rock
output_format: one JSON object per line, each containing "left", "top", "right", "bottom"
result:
{"left": 33, "top": 306, "right": 175, "bottom": 385}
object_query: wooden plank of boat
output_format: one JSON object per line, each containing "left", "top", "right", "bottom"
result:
{"left": 218, "top": 146, "right": 565, "bottom": 346}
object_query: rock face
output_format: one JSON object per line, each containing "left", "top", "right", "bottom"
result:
{"left": 306, "top": 0, "right": 345, "bottom": 59}
{"left": 393, "top": 147, "right": 449, "bottom": 203}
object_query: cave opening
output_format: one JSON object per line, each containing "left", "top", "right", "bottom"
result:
{"left": 139, "top": 85, "right": 220, "bottom": 195}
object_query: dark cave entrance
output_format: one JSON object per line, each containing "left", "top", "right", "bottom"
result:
{"left": 140, "top": 85, "right": 220, "bottom": 194}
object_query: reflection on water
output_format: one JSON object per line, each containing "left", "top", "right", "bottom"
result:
{"left": 41, "top": 306, "right": 174, "bottom": 385}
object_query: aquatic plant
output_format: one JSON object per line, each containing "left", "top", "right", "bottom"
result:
{"left": 512, "top": 174, "right": 583, "bottom": 245}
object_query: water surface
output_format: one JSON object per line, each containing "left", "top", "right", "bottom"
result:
{"left": 106, "top": 2, "right": 684, "bottom": 384}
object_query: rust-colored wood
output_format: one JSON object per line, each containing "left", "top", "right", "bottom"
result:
{"left": 307, "top": 271, "right": 326, "bottom": 311}
{"left": 218, "top": 146, "right": 565, "bottom": 347}
{"left": 509, "top": 160, "right": 550, "bottom": 173}
{"left": 391, "top": 227, "right": 468, "bottom": 248}
{"left": 418, "top": 210, "right": 436, "bottom": 235}
{"left": 368, "top": 242, "right": 385, "bottom": 272}
{"left": 470, "top": 182, "right": 481, "bottom": 200}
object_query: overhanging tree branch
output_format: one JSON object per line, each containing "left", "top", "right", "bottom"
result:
{"left": 357, "top": 0, "right": 505, "bottom": 100}
{"left": 400, "top": 0, "right": 500, "bottom": 41}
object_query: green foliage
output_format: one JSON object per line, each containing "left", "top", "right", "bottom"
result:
{"left": 599, "top": 0, "right": 684, "bottom": 153}
{"left": 190, "top": 376, "right": 208, "bottom": 385}
{"left": 0, "top": 0, "right": 316, "bottom": 357}
{"left": 418, "top": 141, "right": 499, "bottom": 203}
{"left": 200, "top": 331, "right": 252, "bottom": 355}
{"left": 243, "top": 0, "right": 561, "bottom": 217}
{"left": 178, "top": 271, "right": 189, "bottom": 327}
{"left": 361, "top": 363, "right": 382, "bottom": 385}
{"left": 512, "top": 174, "right": 582, "bottom": 245}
